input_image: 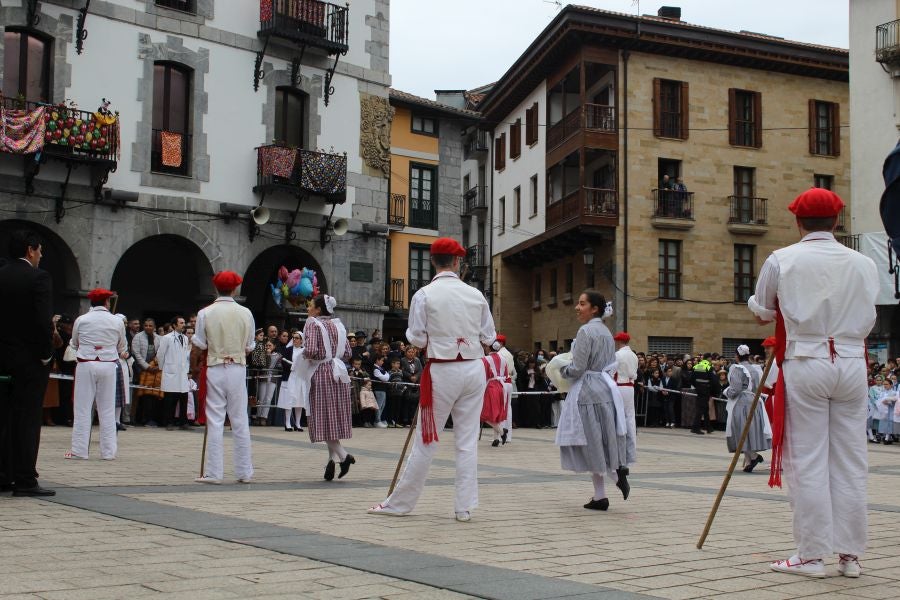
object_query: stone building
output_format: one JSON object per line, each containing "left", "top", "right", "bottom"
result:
{"left": 470, "top": 5, "right": 852, "bottom": 355}
{"left": 0, "top": 0, "right": 392, "bottom": 333}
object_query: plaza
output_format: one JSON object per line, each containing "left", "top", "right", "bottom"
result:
{"left": 2, "top": 425, "right": 898, "bottom": 599}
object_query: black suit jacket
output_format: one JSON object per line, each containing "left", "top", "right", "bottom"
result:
{"left": 0, "top": 259, "right": 54, "bottom": 368}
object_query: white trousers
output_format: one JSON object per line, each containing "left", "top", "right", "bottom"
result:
{"left": 619, "top": 385, "right": 637, "bottom": 465}
{"left": 783, "top": 357, "right": 868, "bottom": 559}
{"left": 385, "top": 360, "right": 487, "bottom": 514}
{"left": 204, "top": 364, "right": 253, "bottom": 481}
{"left": 71, "top": 361, "right": 117, "bottom": 459}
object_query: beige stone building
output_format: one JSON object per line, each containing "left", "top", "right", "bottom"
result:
{"left": 472, "top": 5, "right": 850, "bottom": 356}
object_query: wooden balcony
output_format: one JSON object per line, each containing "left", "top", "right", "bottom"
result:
{"left": 546, "top": 187, "right": 617, "bottom": 231}
{"left": 546, "top": 103, "right": 616, "bottom": 151}
{"left": 254, "top": 144, "right": 347, "bottom": 203}
{"left": 727, "top": 195, "right": 768, "bottom": 235}
{"left": 650, "top": 188, "right": 694, "bottom": 230}
{"left": 259, "top": 0, "right": 349, "bottom": 55}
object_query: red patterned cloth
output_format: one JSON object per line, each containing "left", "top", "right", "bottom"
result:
{"left": 260, "top": 0, "right": 273, "bottom": 21}
{"left": 160, "top": 131, "right": 183, "bottom": 167}
{"left": 260, "top": 145, "right": 296, "bottom": 178}
{"left": 1, "top": 105, "right": 46, "bottom": 154}
{"left": 303, "top": 316, "right": 352, "bottom": 443}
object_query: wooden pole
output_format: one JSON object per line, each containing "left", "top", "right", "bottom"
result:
{"left": 199, "top": 424, "right": 208, "bottom": 478}
{"left": 388, "top": 404, "right": 419, "bottom": 496}
{"left": 697, "top": 352, "right": 774, "bottom": 550}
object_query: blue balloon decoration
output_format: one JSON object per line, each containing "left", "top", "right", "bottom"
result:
{"left": 299, "top": 278, "right": 314, "bottom": 297}
{"left": 270, "top": 283, "right": 283, "bottom": 308}
{"left": 290, "top": 282, "right": 304, "bottom": 296}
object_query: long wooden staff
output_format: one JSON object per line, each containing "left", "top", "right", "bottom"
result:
{"left": 388, "top": 404, "right": 419, "bottom": 496}
{"left": 697, "top": 352, "right": 775, "bottom": 549}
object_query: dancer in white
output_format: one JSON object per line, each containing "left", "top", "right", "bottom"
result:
{"left": 613, "top": 332, "right": 638, "bottom": 465}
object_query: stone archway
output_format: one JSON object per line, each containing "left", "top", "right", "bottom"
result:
{"left": 243, "top": 244, "right": 327, "bottom": 331}
{"left": 0, "top": 219, "right": 82, "bottom": 317}
{"left": 110, "top": 234, "right": 214, "bottom": 323}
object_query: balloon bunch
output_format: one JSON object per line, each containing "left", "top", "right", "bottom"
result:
{"left": 270, "top": 266, "right": 319, "bottom": 309}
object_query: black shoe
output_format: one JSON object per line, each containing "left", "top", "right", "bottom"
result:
{"left": 338, "top": 454, "right": 355, "bottom": 479}
{"left": 324, "top": 460, "right": 335, "bottom": 481}
{"left": 116, "top": 422, "right": 126, "bottom": 431}
{"left": 615, "top": 467, "right": 630, "bottom": 501}
{"left": 501, "top": 428, "right": 508, "bottom": 445}
{"left": 491, "top": 439, "right": 500, "bottom": 447}
{"left": 706, "top": 428, "right": 715, "bottom": 434}
{"left": 284, "top": 426, "right": 294, "bottom": 432}
{"left": 691, "top": 429, "right": 705, "bottom": 435}
{"left": 295, "top": 427, "right": 303, "bottom": 432}
{"left": 12, "top": 485, "right": 55, "bottom": 497}
{"left": 584, "top": 497, "right": 609, "bottom": 511}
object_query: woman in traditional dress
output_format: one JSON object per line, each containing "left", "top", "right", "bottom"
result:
{"left": 724, "top": 344, "right": 772, "bottom": 472}
{"left": 555, "top": 290, "right": 629, "bottom": 511}
{"left": 280, "top": 331, "right": 308, "bottom": 432}
{"left": 299, "top": 294, "right": 354, "bottom": 480}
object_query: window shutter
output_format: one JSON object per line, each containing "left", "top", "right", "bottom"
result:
{"left": 652, "top": 78, "right": 662, "bottom": 137}
{"left": 808, "top": 99, "right": 817, "bottom": 154}
{"left": 831, "top": 102, "right": 840, "bottom": 156}
{"left": 753, "top": 91, "right": 762, "bottom": 148}
{"left": 728, "top": 88, "right": 737, "bottom": 146}
{"left": 679, "top": 81, "right": 689, "bottom": 140}
{"left": 532, "top": 102, "right": 539, "bottom": 143}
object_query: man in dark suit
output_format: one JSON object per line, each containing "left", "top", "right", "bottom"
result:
{"left": 0, "top": 230, "right": 55, "bottom": 496}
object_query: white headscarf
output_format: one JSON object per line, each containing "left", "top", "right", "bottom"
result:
{"left": 324, "top": 294, "right": 337, "bottom": 314}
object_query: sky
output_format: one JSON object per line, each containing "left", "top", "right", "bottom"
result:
{"left": 389, "top": 0, "right": 850, "bottom": 99}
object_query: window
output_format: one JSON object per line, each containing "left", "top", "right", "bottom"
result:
{"left": 151, "top": 61, "right": 192, "bottom": 175}
{"left": 498, "top": 196, "right": 506, "bottom": 234}
{"left": 549, "top": 268, "right": 558, "bottom": 304}
{"left": 809, "top": 100, "right": 840, "bottom": 156}
{"left": 409, "top": 164, "right": 437, "bottom": 229}
{"left": 734, "top": 244, "right": 755, "bottom": 303}
{"left": 653, "top": 78, "right": 689, "bottom": 140}
{"left": 408, "top": 244, "right": 434, "bottom": 302}
{"left": 732, "top": 166, "right": 756, "bottom": 223}
{"left": 729, "top": 89, "right": 761, "bottom": 148}
{"left": 411, "top": 113, "right": 437, "bottom": 136}
{"left": 494, "top": 133, "right": 506, "bottom": 170}
{"left": 533, "top": 273, "right": 541, "bottom": 308}
{"left": 648, "top": 336, "right": 693, "bottom": 356}
{"left": 659, "top": 239, "right": 681, "bottom": 299}
{"left": 513, "top": 186, "right": 521, "bottom": 226}
{"left": 154, "top": 0, "right": 197, "bottom": 13}
{"left": 722, "top": 338, "right": 763, "bottom": 359}
{"left": 814, "top": 174, "right": 834, "bottom": 190}
{"left": 274, "top": 87, "right": 307, "bottom": 148}
{"left": 525, "top": 102, "right": 539, "bottom": 145}
{"left": 564, "top": 263, "right": 573, "bottom": 300}
{"left": 530, "top": 174, "right": 539, "bottom": 216}
{"left": 510, "top": 119, "right": 521, "bottom": 159}
{"left": 2, "top": 29, "right": 51, "bottom": 102}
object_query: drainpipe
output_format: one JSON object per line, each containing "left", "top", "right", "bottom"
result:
{"left": 622, "top": 50, "right": 629, "bottom": 331}
{"left": 488, "top": 129, "right": 494, "bottom": 312}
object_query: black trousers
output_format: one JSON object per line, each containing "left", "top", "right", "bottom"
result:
{"left": 692, "top": 392, "right": 711, "bottom": 431}
{"left": 163, "top": 392, "right": 188, "bottom": 426}
{"left": 0, "top": 358, "right": 50, "bottom": 489}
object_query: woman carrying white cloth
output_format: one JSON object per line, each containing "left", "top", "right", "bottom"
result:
{"left": 279, "top": 331, "right": 308, "bottom": 432}
{"left": 554, "top": 290, "right": 629, "bottom": 512}
{"left": 724, "top": 344, "right": 772, "bottom": 472}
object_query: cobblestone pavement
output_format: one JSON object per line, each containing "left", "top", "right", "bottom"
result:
{"left": 1, "top": 423, "right": 898, "bottom": 599}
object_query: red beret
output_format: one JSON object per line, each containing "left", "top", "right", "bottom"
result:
{"left": 212, "top": 270, "right": 243, "bottom": 292}
{"left": 788, "top": 188, "right": 845, "bottom": 218}
{"left": 430, "top": 237, "right": 466, "bottom": 257}
{"left": 87, "top": 288, "right": 115, "bottom": 303}
{"left": 495, "top": 333, "right": 506, "bottom": 345}
{"left": 613, "top": 332, "right": 631, "bottom": 343}
{"left": 762, "top": 336, "right": 777, "bottom": 347}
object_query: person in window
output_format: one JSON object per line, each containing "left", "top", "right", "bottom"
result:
{"left": 674, "top": 177, "right": 690, "bottom": 218}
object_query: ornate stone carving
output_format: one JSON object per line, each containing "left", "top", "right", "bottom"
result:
{"left": 359, "top": 94, "right": 393, "bottom": 178}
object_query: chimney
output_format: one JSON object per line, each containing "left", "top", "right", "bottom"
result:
{"left": 657, "top": 6, "right": 682, "bottom": 21}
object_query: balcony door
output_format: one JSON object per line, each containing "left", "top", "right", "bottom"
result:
{"left": 733, "top": 166, "right": 755, "bottom": 223}
{"left": 3, "top": 29, "right": 51, "bottom": 102}
{"left": 274, "top": 86, "right": 307, "bottom": 148}
{"left": 152, "top": 61, "right": 192, "bottom": 175}
{"left": 409, "top": 163, "right": 437, "bottom": 229}
{"left": 408, "top": 244, "right": 434, "bottom": 303}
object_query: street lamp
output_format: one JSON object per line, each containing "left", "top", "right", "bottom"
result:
{"left": 583, "top": 247, "right": 595, "bottom": 288}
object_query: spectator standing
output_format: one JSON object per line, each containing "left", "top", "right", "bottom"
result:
{"left": 401, "top": 346, "right": 423, "bottom": 427}
{"left": 131, "top": 318, "right": 161, "bottom": 426}
{"left": 157, "top": 315, "right": 191, "bottom": 430}
{"left": 280, "top": 331, "right": 307, "bottom": 432}
{"left": 690, "top": 354, "right": 719, "bottom": 434}
{"left": 369, "top": 354, "right": 390, "bottom": 427}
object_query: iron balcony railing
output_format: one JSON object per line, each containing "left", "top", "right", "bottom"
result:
{"left": 463, "top": 185, "right": 488, "bottom": 215}
{"left": 389, "top": 278, "right": 405, "bottom": 310}
{"left": 259, "top": 0, "right": 349, "bottom": 54}
{"left": 546, "top": 103, "right": 616, "bottom": 150}
{"left": 836, "top": 234, "right": 859, "bottom": 251}
{"left": 388, "top": 193, "right": 406, "bottom": 227}
{"left": 154, "top": 0, "right": 196, "bottom": 13}
{"left": 151, "top": 129, "right": 191, "bottom": 176}
{"left": 255, "top": 143, "right": 347, "bottom": 203}
{"left": 466, "top": 244, "right": 488, "bottom": 268}
{"left": 728, "top": 195, "right": 767, "bottom": 225}
{"left": 464, "top": 130, "right": 489, "bottom": 159}
{"left": 652, "top": 189, "right": 694, "bottom": 220}
{"left": 876, "top": 18, "right": 900, "bottom": 64}
{"left": 836, "top": 208, "right": 847, "bottom": 232}
{"left": 659, "top": 111, "right": 682, "bottom": 138}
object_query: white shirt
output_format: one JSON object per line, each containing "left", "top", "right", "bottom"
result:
{"left": 70, "top": 307, "right": 127, "bottom": 361}
{"left": 191, "top": 296, "right": 256, "bottom": 353}
{"left": 615, "top": 345, "right": 639, "bottom": 383}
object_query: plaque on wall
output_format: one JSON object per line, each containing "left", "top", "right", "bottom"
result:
{"left": 349, "top": 261, "right": 374, "bottom": 282}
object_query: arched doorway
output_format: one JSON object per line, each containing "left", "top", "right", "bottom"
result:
{"left": 243, "top": 244, "right": 327, "bottom": 330}
{"left": 111, "top": 234, "right": 214, "bottom": 323}
{"left": 0, "top": 219, "right": 81, "bottom": 317}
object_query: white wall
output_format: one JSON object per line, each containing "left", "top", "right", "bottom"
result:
{"left": 492, "top": 81, "right": 547, "bottom": 255}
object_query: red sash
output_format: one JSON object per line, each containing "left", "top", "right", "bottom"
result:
{"left": 769, "top": 302, "right": 787, "bottom": 488}
{"left": 419, "top": 357, "right": 467, "bottom": 444}
{"left": 196, "top": 351, "right": 208, "bottom": 425}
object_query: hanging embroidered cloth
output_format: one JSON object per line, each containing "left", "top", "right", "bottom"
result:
{"left": 160, "top": 131, "right": 183, "bottom": 167}
{"left": 0, "top": 105, "right": 46, "bottom": 155}
{"left": 260, "top": 0, "right": 273, "bottom": 22}
{"left": 298, "top": 149, "right": 346, "bottom": 198}
{"left": 260, "top": 145, "right": 296, "bottom": 179}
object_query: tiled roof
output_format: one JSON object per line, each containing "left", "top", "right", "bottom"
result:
{"left": 388, "top": 88, "right": 480, "bottom": 119}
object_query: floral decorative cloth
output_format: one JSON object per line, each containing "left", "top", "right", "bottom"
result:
{"left": 299, "top": 149, "right": 346, "bottom": 197}
{"left": 0, "top": 105, "right": 46, "bottom": 155}
{"left": 160, "top": 131, "right": 183, "bottom": 167}
{"left": 260, "top": 145, "right": 296, "bottom": 179}
{"left": 260, "top": 0, "right": 273, "bottom": 21}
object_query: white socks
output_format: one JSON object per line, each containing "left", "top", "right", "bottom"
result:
{"left": 325, "top": 440, "right": 346, "bottom": 462}
{"left": 591, "top": 472, "right": 606, "bottom": 500}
